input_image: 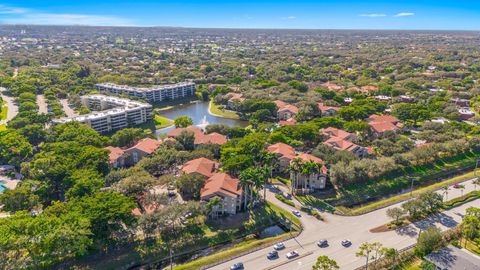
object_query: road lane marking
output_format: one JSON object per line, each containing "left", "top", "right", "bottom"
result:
{"left": 262, "top": 251, "right": 314, "bottom": 270}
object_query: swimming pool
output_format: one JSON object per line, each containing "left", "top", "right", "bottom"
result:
{"left": 0, "top": 181, "right": 6, "bottom": 192}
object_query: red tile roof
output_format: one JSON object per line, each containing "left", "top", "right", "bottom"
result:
{"left": 368, "top": 114, "right": 402, "bottom": 133}
{"left": 317, "top": 103, "right": 340, "bottom": 112}
{"left": 104, "top": 146, "right": 124, "bottom": 163}
{"left": 278, "top": 117, "right": 297, "bottom": 126}
{"left": 297, "top": 153, "right": 324, "bottom": 164}
{"left": 225, "top": 93, "right": 245, "bottom": 102}
{"left": 295, "top": 153, "right": 328, "bottom": 174}
{"left": 274, "top": 100, "right": 288, "bottom": 109}
{"left": 323, "top": 137, "right": 358, "bottom": 152}
{"left": 181, "top": 157, "right": 218, "bottom": 177}
{"left": 322, "top": 127, "right": 353, "bottom": 140}
{"left": 368, "top": 114, "right": 400, "bottom": 124}
{"left": 197, "top": 132, "right": 228, "bottom": 145}
{"left": 267, "top": 143, "right": 296, "bottom": 160}
{"left": 369, "top": 121, "right": 400, "bottom": 133}
{"left": 201, "top": 173, "right": 243, "bottom": 199}
{"left": 360, "top": 85, "right": 379, "bottom": 92}
{"left": 168, "top": 126, "right": 227, "bottom": 145}
{"left": 167, "top": 126, "right": 204, "bottom": 138}
{"left": 131, "top": 138, "right": 162, "bottom": 154}
{"left": 278, "top": 104, "right": 299, "bottom": 114}
{"left": 321, "top": 82, "right": 344, "bottom": 91}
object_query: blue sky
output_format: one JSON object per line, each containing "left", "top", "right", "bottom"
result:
{"left": 1, "top": 0, "right": 480, "bottom": 30}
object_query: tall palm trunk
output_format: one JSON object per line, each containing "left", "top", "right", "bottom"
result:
{"left": 243, "top": 185, "right": 249, "bottom": 210}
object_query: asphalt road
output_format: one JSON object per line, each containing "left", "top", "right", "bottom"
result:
{"left": 209, "top": 178, "right": 480, "bottom": 270}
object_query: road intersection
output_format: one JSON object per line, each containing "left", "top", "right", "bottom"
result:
{"left": 209, "top": 178, "right": 479, "bottom": 270}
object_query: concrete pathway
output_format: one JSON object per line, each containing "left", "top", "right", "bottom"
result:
{"left": 36, "top": 94, "right": 48, "bottom": 114}
{"left": 209, "top": 178, "right": 480, "bottom": 270}
{"left": 0, "top": 87, "right": 18, "bottom": 125}
{"left": 60, "top": 99, "right": 78, "bottom": 117}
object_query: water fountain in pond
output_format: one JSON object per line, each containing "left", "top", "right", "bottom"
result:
{"left": 196, "top": 115, "right": 209, "bottom": 130}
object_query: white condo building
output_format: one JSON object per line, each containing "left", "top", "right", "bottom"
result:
{"left": 53, "top": 95, "right": 152, "bottom": 133}
{"left": 95, "top": 82, "right": 196, "bottom": 102}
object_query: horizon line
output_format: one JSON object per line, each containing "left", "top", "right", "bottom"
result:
{"left": 1, "top": 23, "right": 479, "bottom": 32}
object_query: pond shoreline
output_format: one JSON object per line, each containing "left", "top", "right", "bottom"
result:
{"left": 207, "top": 100, "right": 241, "bottom": 120}
{"left": 154, "top": 101, "right": 247, "bottom": 135}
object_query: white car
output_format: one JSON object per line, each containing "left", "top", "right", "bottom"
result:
{"left": 292, "top": 210, "right": 301, "bottom": 217}
{"left": 286, "top": 250, "right": 299, "bottom": 259}
{"left": 273, "top": 242, "right": 285, "bottom": 250}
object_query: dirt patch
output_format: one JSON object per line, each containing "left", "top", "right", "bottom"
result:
{"left": 370, "top": 224, "right": 392, "bottom": 233}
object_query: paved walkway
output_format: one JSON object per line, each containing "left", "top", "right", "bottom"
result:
{"left": 36, "top": 94, "right": 48, "bottom": 114}
{"left": 209, "top": 178, "right": 480, "bottom": 270}
{"left": 60, "top": 99, "right": 78, "bottom": 117}
{"left": 0, "top": 87, "right": 18, "bottom": 125}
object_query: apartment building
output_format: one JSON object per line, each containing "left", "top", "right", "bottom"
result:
{"left": 53, "top": 95, "right": 152, "bottom": 133}
{"left": 95, "top": 82, "right": 196, "bottom": 102}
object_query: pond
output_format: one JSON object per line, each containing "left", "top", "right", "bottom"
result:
{"left": 155, "top": 101, "right": 248, "bottom": 134}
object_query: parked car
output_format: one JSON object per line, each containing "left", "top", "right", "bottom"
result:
{"left": 292, "top": 210, "right": 301, "bottom": 217}
{"left": 230, "top": 262, "right": 244, "bottom": 270}
{"left": 317, "top": 239, "right": 328, "bottom": 247}
{"left": 286, "top": 250, "right": 299, "bottom": 259}
{"left": 453, "top": 184, "right": 462, "bottom": 189}
{"left": 267, "top": 250, "right": 278, "bottom": 259}
{"left": 341, "top": 239, "right": 352, "bottom": 247}
{"left": 273, "top": 242, "right": 285, "bottom": 250}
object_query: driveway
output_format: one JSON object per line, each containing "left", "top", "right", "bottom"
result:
{"left": 208, "top": 178, "right": 480, "bottom": 270}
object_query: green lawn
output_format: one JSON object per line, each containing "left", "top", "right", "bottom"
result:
{"left": 464, "top": 239, "right": 480, "bottom": 255}
{"left": 335, "top": 150, "right": 480, "bottom": 215}
{"left": 0, "top": 101, "right": 7, "bottom": 120}
{"left": 337, "top": 170, "right": 478, "bottom": 216}
{"left": 0, "top": 124, "right": 5, "bottom": 131}
{"left": 209, "top": 100, "right": 240, "bottom": 119}
{"left": 295, "top": 195, "right": 336, "bottom": 213}
{"left": 154, "top": 115, "right": 174, "bottom": 129}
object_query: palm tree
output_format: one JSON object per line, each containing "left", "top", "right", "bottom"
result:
{"left": 206, "top": 196, "right": 222, "bottom": 219}
{"left": 239, "top": 169, "right": 253, "bottom": 210}
{"left": 289, "top": 157, "right": 303, "bottom": 195}
{"left": 301, "top": 161, "right": 320, "bottom": 193}
{"left": 473, "top": 178, "right": 479, "bottom": 191}
{"left": 259, "top": 166, "right": 270, "bottom": 201}
{"left": 441, "top": 185, "right": 450, "bottom": 202}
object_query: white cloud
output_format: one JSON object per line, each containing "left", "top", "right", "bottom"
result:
{"left": 281, "top": 16, "right": 297, "bottom": 20}
{"left": 395, "top": 12, "right": 415, "bottom": 17}
{"left": 0, "top": 5, "right": 28, "bottom": 14}
{"left": 359, "top": 13, "right": 387, "bottom": 17}
{"left": 0, "top": 5, "right": 135, "bottom": 26}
